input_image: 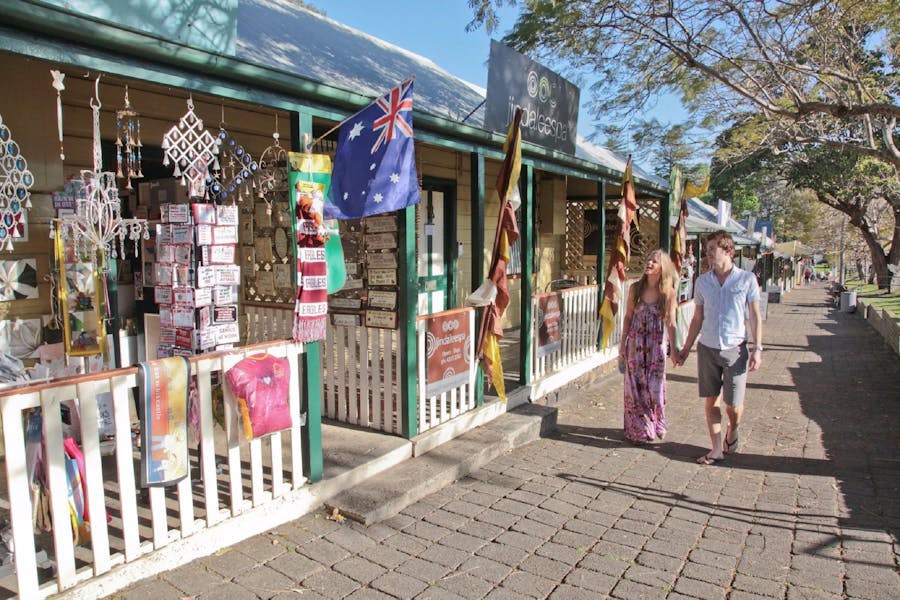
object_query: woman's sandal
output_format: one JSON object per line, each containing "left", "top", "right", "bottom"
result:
{"left": 696, "top": 453, "right": 725, "bottom": 465}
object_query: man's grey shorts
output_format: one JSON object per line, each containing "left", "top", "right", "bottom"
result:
{"left": 697, "top": 343, "right": 749, "bottom": 406}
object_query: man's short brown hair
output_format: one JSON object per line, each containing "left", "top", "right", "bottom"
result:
{"left": 706, "top": 230, "right": 735, "bottom": 255}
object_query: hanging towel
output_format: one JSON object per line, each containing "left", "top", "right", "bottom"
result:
{"left": 138, "top": 356, "right": 190, "bottom": 487}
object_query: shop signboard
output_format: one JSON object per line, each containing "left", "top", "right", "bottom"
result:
{"left": 424, "top": 309, "right": 472, "bottom": 397}
{"left": 535, "top": 292, "right": 562, "bottom": 358}
{"left": 484, "top": 40, "right": 580, "bottom": 155}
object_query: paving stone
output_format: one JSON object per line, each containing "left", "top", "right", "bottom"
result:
{"left": 475, "top": 542, "right": 529, "bottom": 567}
{"left": 370, "top": 571, "right": 430, "bottom": 598}
{"left": 563, "top": 567, "right": 618, "bottom": 594}
{"left": 551, "top": 529, "right": 596, "bottom": 552}
{"left": 457, "top": 555, "right": 514, "bottom": 584}
{"left": 526, "top": 507, "right": 569, "bottom": 528}
{"left": 680, "top": 561, "right": 734, "bottom": 587}
{"left": 433, "top": 572, "right": 495, "bottom": 599}
{"left": 161, "top": 564, "right": 226, "bottom": 596}
{"left": 511, "top": 517, "right": 557, "bottom": 540}
{"left": 499, "top": 570, "right": 557, "bottom": 598}
{"left": 233, "top": 565, "right": 297, "bottom": 599}
{"left": 440, "top": 531, "right": 489, "bottom": 553}
{"left": 332, "top": 556, "right": 388, "bottom": 585}
{"left": 548, "top": 583, "right": 603, "bottom": 599}
{"left": 609, "top": 577, "right": 666, "bottom": 599}
{"left": 843, "top": 578, "right": 900, "bottom": 600}
{"left": 418, "top": 542, "right": 473, "bottom": 569}
{"left": 732, "top": 573, "right": 789, "bottom": 597}
{"left": 346, "top": 590, "right": 395, "bottom": 600}
{"left": 117, "top": 578, "right": 187, "bottom": 600}
{"left": 325, "top": 524, "right": 379, "bottom": 553}
{"left": 234, "top": 533, "right": 290, "bottom": 563}
{"left": 360, "top": 544, "right": 409, "bottom": 569}
{"left": 475, "top": 508, "right": 520, "bottom": 529}
{"left": 424, "top": 509, "right": 472, "bottom": 531}
{"left": 494, "top": 530, "right": 544, "bottom": 553}
{"left": 517, "top": 554, "right": 571, "bottom": 581}
{"left": 197, "top": 581, "right": 263, "bottom": 600}
{"left": 384, "top": 531, "right": 430, "bottom": 555}
{"left": 396, "top": 556, "right": 455, "bottom": 583}
{"left": 457, "top": 520, "right": 504, "bottom": 541}
{"left": 577, "top": 552, "right": 630, "bottom": 578}
{"left": 534, "top": 541, "right": 586, "bottom": 566}
{"left": 673, "top": 576, "right": 727, "bottom": 600}
{"left": 266, "top": 549, "right": 327, "bottom": 581}
{"left": 202, "top": 547, "right": 258, "bottom": 578}
{"left": 301, "top": 569, "right": 361, "bottom": 599}
{"left": 405, "top": 521, "right": 453, "bottom": 542}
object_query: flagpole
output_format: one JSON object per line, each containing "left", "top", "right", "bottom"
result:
{"left": 306, "top": 76, "right": 416, "bottom": 151}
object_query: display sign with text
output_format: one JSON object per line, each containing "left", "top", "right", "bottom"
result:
{"left": 423, "top": 309, "right": 472, "bottom": 397}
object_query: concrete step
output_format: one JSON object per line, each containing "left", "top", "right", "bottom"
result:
{"left": 325, "top": 403, "right": 557, "bottom": 525}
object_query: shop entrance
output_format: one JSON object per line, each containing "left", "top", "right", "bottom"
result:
{"left": 417, "top": 178, "right": 456, "bottom": 316}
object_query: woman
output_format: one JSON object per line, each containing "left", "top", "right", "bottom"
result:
{"left": 619, "top": 249, "right": 679, "bottom": 444}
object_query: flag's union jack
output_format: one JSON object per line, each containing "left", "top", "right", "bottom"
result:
{"left": 371, "top": 80, "right": 414, "bottom": 153}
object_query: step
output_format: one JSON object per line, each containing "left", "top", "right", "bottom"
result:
{"left": 325, "top": 403, "right": 557, "bottom": 525}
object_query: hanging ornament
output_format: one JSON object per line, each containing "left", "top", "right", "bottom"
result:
{"left": 0, "top": 114, "right": 35, "bottom": 251}
{"left": 50, "top": 70, "right": 66, "bottom": 161}
{"left": 115, "top": 85, "right": 143, "bottom": 189}
{"left": 257, "top": 115, "right": 288, "bottom": 217}
{"left": 161, "top": 96, "right": 220, "bottom": 198}
{"left": 55, "top": 76, "right": 149, "bottom": 268}
{"left": 205, "top": 110, "right": 259, "bottom": 204}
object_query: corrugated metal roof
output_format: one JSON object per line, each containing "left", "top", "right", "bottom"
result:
{"left": 236, "top": 0, "right": 666, "bottom": 188}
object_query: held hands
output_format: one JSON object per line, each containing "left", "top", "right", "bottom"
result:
{"left": 748, "top": 348, "right": 762, "bottom": 372}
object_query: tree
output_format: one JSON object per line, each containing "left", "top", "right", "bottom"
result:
{"left": 467, "top": 0, "right": 900, "bottom": 170}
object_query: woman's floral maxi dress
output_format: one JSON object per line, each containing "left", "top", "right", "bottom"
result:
{"left": 623, "top": 300, "right": 668, "bottom": 442}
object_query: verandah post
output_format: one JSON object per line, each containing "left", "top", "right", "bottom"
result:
{"left": 470, "top": 152, "right": 485, "bottom": 407}
{"left": 518, "top": 163, "right": 534, "bottom": 386}
{"left": 596, "top": 179, "right": 606, "bottom": 350}
{"left": 399, "top": 204, "right": 418, "bottom": 438}
{"left": 291, "top": 110, "right": 323, "bottom": 482}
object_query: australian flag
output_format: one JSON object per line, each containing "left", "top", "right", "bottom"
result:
{"left": 326, "top": 79, "right": 420, "bottom": 219}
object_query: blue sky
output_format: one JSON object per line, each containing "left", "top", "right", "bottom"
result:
{"left": 313, "top": 1, "right": 687, "bottom": 142}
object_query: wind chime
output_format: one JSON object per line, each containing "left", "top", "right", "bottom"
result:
{"left": 161, "top": 96, "right": 220, "bottom": 198}
{"left": 0, "top": 114, "right": 35, "bottom": 251}
{"left": 206, "top": 107, "right": 260, "bottom": 204}
{"left": 115, "top": 85, "right": 143, "bottom": 189}
{"left": 50, "top": 76, "right": 150, "bottom": 267}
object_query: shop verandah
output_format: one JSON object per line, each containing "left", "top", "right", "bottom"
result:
{"left": 0, "top": 2, "right": 674, "bottom": 597}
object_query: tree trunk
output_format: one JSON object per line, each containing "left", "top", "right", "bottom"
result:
{"left": 858, "top": 227, "right": 890, "bottom": 289}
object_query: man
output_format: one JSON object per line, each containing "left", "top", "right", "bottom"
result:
{"left": 677, "top": 231, "right": 763, "bottom": 465}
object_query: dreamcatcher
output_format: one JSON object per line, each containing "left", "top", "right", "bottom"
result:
{"left": 0, "top": 259, "right": 38, "bottom": 301}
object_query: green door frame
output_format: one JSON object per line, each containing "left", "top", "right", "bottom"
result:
{"left": 518, "top": 164, "right": 534, "bottom": 386}
{"left": 399, "top": 205, "right": 418, "bottom": 439}
{"left": 419, "top": 176, "right": 457, "bottom": 313}
{"left": 596, "top": 179, "right": 607, "bottom": 350}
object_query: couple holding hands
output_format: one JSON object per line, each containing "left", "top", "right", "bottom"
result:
{"left": 618, "top": 231, "right": 763, "bottom": 465}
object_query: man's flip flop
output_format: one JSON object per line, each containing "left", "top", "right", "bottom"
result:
{"left": 696, "top": 453, "right": 725, "bottom": 465}
{"left": 724, "top": 426, "right": 740, "bottom": 454}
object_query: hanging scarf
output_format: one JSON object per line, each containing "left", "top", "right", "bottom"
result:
{"left": 288, "top": 152, "right": 332, "bottom": 344}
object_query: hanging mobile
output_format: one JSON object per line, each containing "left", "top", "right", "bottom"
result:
{"left": 205, "top": 104, "right": 259, "bottom": 204}
{"left": 258, "top": 113, "right": 288, "bottom": 217}
{"left": 115, "top": 85, "right": 143, "bottom": 189}
{"left": 161, "top": 95, "right": 220, "bottom": 198}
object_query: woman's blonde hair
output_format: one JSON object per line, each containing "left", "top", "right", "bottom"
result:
{"left": 630, "top": 249, "right": 678, "bottom": 326}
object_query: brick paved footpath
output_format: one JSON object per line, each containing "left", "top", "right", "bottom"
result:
{"left": 113, "top": 284, "right": 899, "bottom": 600}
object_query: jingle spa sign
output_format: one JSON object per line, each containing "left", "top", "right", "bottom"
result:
{"left": 424, "top": 309, "right": 472, "bottom": 397}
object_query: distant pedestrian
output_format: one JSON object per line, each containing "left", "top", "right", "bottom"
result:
{"left": 619, "top": 249, "right": 679, "bottom": 444}
{"left": 804, "top": 267, "right": 812, "bottom": 284}
{"left": 677, "top": 231, "right": 763, "bottom": 464}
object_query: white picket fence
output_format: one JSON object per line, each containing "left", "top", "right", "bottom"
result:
{"left": 323, "top": 323, "right": 403, "bottom": 434}
{"left": 529, "top": 280, "right": 635, "bottom": 399}
{"left": 0, "top": 340, "right": 308, "bottom": 598}
{"left": 242, "top": 303, "right": 294, "bottom": 344}
{"left": 416, "top": 308, "right": 477, "bottom": 434}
